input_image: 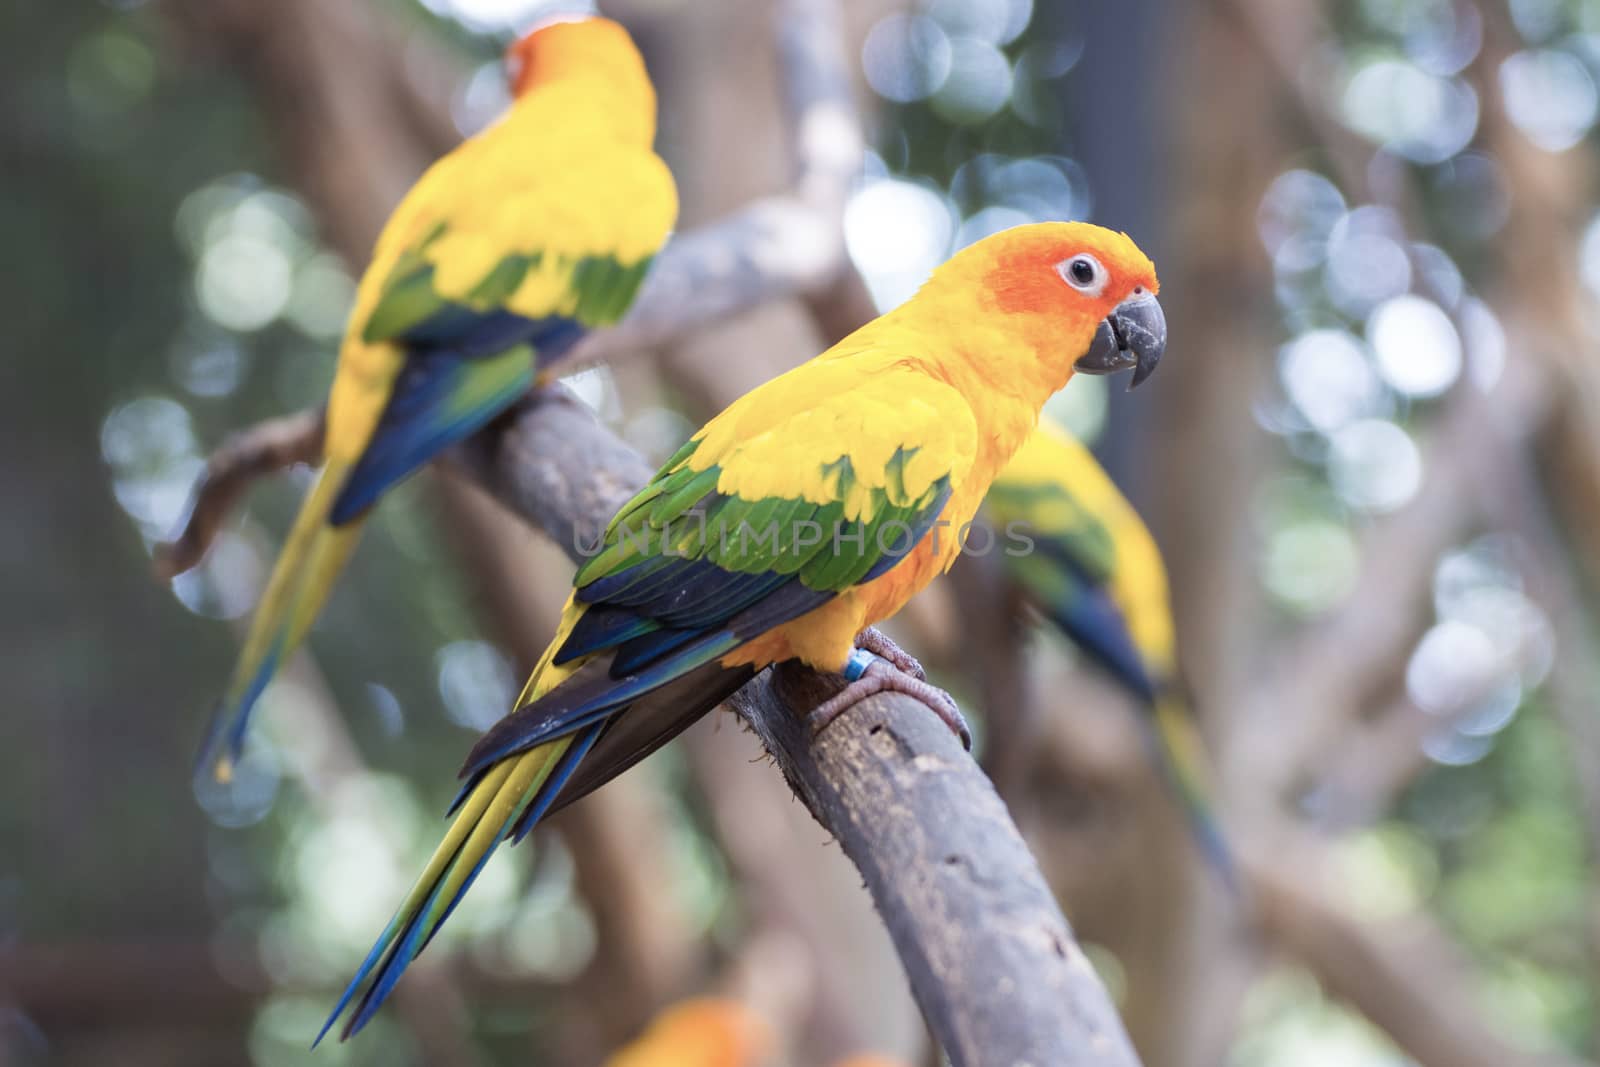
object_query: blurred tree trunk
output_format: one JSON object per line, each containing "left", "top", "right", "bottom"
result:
{"left": 1061, "top": 0, "right": 1171, "bottom": 495}
{"left": 1053, "top": 1, "right": 1283, "bottom": 1064}
{"left": 1137, "top": 3, "right": 1282, "bottom": 1061}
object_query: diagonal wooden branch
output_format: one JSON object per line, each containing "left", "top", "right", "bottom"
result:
{"left": 735, "top": 664, "right": 1136, "bottom": 1067}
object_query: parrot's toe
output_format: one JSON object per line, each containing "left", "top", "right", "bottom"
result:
{"left": 809, "top": 657, "right": 972, "bottom": 751}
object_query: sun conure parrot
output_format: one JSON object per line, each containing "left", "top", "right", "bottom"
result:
{"left": 983, "top": 418, "right": 1233, "bottom": 879}
{"left": 196, "top": 17, "right": 677, "bottom": 785}
{"left": 317, "top": 221, "right": 1167, "bottom": 1040}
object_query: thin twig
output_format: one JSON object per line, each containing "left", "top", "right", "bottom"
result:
{"left": 154, "top": 408, "right": 324, "bottom": 579}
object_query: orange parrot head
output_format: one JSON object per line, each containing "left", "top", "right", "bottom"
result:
{"left": 505, "top": 15, "right": 651, "bottom": 104}
{"left": 933, "top": 222, "right": 1166, "bottom": 388}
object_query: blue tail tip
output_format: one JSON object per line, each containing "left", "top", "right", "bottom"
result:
{"left": 1191, "top": 814, "right": 1243, "bottom": 898}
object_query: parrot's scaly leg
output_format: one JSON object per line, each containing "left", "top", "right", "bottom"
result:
{"left": 853, "top": 626, "right": 927, "bottom": 681}
{"left": 808, "top": 656, "right": 972, "bottom": 750}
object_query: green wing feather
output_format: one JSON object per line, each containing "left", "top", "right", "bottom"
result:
{"left": 575, "top": 442, "right": 950, "bottom": 595}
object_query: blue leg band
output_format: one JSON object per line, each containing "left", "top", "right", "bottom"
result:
{"left": 844, "top": 647, "right": 880, "bottom": 682}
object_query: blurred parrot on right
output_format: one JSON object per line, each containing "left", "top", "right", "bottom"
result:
{"left": 983, "top": 417, "right": 1234, "bottom": 879}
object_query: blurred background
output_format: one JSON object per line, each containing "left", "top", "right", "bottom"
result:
{"left": 5, "top": 0, "right": 1600, "bottom": 1064}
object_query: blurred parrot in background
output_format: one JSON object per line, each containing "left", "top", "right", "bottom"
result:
{"left": 983, "top": 418, "right": 1233, "bottom": 878}
{"left": 597, "top": 994, "right": 915, "bottom": 1067}
{"left": 196, "top": 17, "right": 677, "bottom": 785}
{"left": 318, "top": 221, "right": 1167, "bottom": 1039}
{"left": 601, "top": 998, "right": 770, "bottom": 1067}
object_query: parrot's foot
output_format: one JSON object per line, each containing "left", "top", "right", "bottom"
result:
{"left": 808, "top": 657, "right": 972, "bottom": 750}
{"left": 853, "top": 626, "right": 926, "bottom": 681}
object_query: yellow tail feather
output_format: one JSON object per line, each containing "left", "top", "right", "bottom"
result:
{"left": 321, "top": 600, "right": 608, "bottom": 1040}
{"left": 1150, "top": 695, "right": 1236, "bottom": 884}
{"left": 513, "top": 593, "right": 587, "bottom": 707}
{"left": 204, "top": 458, "right": 364, "bottom": 784}
{"left": 320, "top": 735, "right": 576, "bottom": 1040}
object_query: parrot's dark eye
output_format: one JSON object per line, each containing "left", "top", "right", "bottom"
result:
{"left": 1055, "top": 254, "right": 1107, "bottom": 297}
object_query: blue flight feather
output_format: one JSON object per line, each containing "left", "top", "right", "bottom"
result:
{"left": 556, "top": 606, "right": 663, "bottom": 665}
{"left": 400, "top": 308, "right": 580, "bottom": 359}
{"left": 330, "top": 345, "right": 533, "bottom": 524}
{"left": 193, "top": 641, "right": 282, "bottom": 785}
{"left": 329, "top": 309, "right": 589, "bottom": 526}
{"left": 609, "top": 626, "right": 707, "bottom": 676}
{"left": 655, "top": 570, "right": 789, "bottom": 628}
{"left": 1045, "top": 587, "right": 1159, "bottom": 704}
{"left": 461, "top": 629, "right": 744, "bottom": 780}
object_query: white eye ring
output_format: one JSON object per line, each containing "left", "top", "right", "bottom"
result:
{"left": 1056, "top": 254, "right": 1107, "bottom": 297}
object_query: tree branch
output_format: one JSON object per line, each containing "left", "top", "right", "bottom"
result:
{"left": 735, "top": 665, "right": 1139, "bottom": 1067}
{"left": 153, "top": 408, "right": 324, "bottom": 579}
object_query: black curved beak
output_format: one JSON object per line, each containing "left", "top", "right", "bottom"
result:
{"left": 1074, "top": 291, "right": 1166, "bottom": 389}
